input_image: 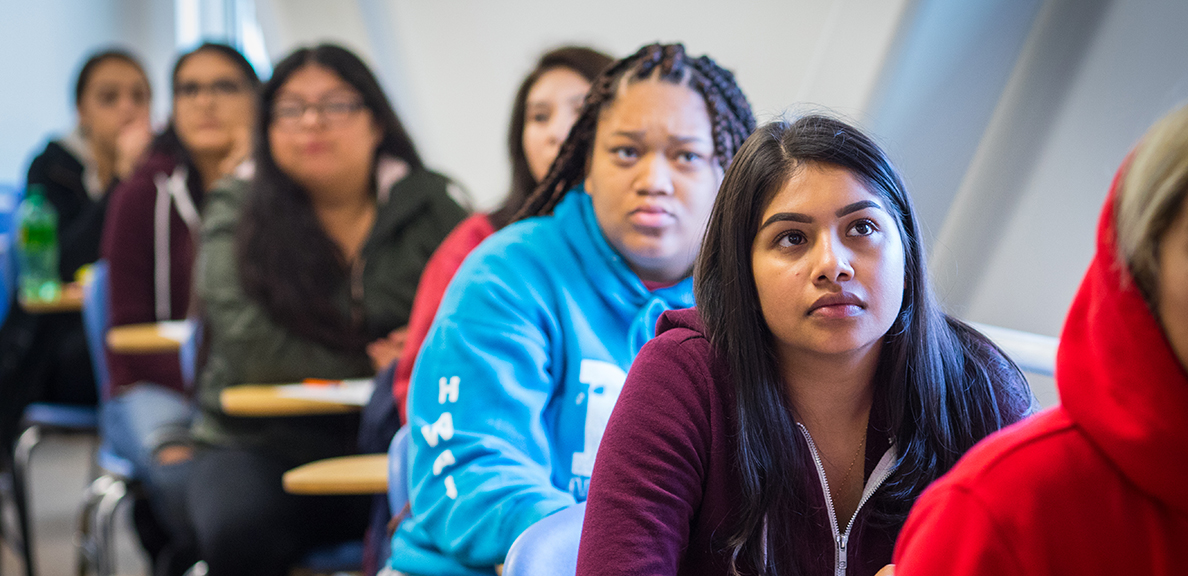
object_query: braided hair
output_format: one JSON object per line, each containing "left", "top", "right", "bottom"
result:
{"left": 516, "top": 43, "right": 756, "bottom": 220}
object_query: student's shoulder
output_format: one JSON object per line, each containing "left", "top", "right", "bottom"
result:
{"left": 922, "top": 407, "right": 1099, "bottom": 509}
{"left": 393, "top": 166, "right": 469, "bottom": 212}
{"left": 27, "top": 140, "right": 80, "bottom": 176}
{"left": 633, "top": 309, "right": 725, "bottom": 394}
{"left": 461, "top": 212, "right": 567, "bottom": 270}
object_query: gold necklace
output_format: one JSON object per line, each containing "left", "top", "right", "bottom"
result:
{"left": 835, "top": 435, "right": 866, "bottom": 498}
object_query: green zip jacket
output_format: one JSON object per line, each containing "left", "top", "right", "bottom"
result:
{"left": 192, "top": 163, "right": 468, "bottom": 463}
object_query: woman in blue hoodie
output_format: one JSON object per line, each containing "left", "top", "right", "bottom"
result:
{"left": 388, "top": 43, "right": 756, "bottom": 576}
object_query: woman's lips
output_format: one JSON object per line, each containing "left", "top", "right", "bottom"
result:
{"left": 628, "top": 206, "right": 675, "bottom": 228}
{"left": 808, "top": 292, "right": 866, "bottom": 318}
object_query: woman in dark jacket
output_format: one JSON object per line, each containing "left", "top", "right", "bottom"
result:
{"left": 185, "top": 44, "right": 466, "bottom": 576}
{"left": 0, "top": 49, "right": 151, "bottom": 452}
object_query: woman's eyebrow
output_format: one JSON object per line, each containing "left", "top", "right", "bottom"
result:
{"left": 760, "top": 200, "right": 885, "bottom": 231}
{"left": 836, "top": 200, "right": 882, "bottom": 217}
{"left": 760, "top": 212, "right": 812, "bottom": 230}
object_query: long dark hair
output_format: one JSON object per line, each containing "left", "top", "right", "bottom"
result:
{"left": 237, "top": 43, "right": 422, "bottom": 352}
{"left": 516, "top": 43, "right": 756, "bottom": 220}
{"left": 695, "top": 117, "right": 1030, "bottom": 575}
{"left": 490, "top": 46, "right": 613, "bottom": 229}
{"left": 149, "top": 43, "right": 261, "bottom": 193}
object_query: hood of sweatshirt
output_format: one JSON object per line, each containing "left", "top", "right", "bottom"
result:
{"left": 1056, "top": 162, "right": 1188, "bottom": 514}
{"left": 557, "top": 188, "right": 696, "bottom": 353}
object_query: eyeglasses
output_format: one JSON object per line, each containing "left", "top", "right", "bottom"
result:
{"left": 271, "top": 98, "right": 367, "bottom": 129}
{"left": 175, "top": 79, "right": 248, "bottom": 100}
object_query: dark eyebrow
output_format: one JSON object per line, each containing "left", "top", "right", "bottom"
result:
{"left": 759, "top": 212, "right": 813, "bottom": 230}
{"left": 759, "top": 200, "right": 885, "bottom": 231}
{"left": 609, "top": 131, "right": 710, "bottom": 145}
{"left": 836, "top": 200, "right": 882, "bottom": 217}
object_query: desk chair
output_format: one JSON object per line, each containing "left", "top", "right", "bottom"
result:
{"left": 502, "top": 502, "right": 586, "bottom": 576}
{"left": 75, "top": 261, "right": 141, "bottom": 576}
{"left": 0, "top": 182, "right": 21, "bottom": 326}
{"left": 387, "top": 425, "right": 410, "bottom": 517}
{"left": 0, "top": 182, "right": 19, "bottom": 575}
{"left": 294, "top": 425, "right": 411, "bottom": 575}
{"left": 9, "top": 330, "right": 99, "bottom": 576}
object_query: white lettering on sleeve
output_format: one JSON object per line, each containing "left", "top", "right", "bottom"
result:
{"left": 444, "top": 475, "right": 458, "bottom": 500}
{"left": 438, "top": 376, "right": 460, "bottom": 404}
{"left": 421, "top": 412, "right": 455, "bottom": 448}
{"left": 433, "top": 449, "right": 456, "bottom": 476}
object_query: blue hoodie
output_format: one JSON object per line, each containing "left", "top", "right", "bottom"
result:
{"left": 389, "top": 189, "right": 695, "bottom": 575}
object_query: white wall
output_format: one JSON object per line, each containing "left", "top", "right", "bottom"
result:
{"left": 935, "top": 0, "right": 1188, "bottom": 340}
{"left": 256, "top": 0, "right": 909, "bottom": 209}
{"left": 0, "top": 0, "right": 175, "bottom": 187}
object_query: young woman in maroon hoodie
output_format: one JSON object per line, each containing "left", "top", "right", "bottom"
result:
{"left": 892, "top": 104, "right": 1188, "bottom": 575}
{"left": 576, "top": 116, "right": 1035, "bottom": 576}
{"left": 100, "top": 42, "right": 258, "bottom": 576}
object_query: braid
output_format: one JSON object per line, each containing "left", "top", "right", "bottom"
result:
{"left": 516, "top": 43, "right": 756, "bottom": 221}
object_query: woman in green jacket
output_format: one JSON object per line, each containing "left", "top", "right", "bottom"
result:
{"left": 184, "top": 44, "right": 466, "bottom": 576}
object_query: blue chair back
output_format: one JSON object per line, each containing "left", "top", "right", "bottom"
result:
{"left": 502, "top": 502, "right": 587, "bottom": 576}
{"left": 0, "top": 182, "right": 23, "bottom": 324}
{"left": 388, "top": 425, "right": 411, "bottom": 514}
{"left": 81, "top": 260, "right": 111, "bottom": 396}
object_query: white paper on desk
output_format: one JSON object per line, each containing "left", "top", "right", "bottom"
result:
{"left": 275, "top": 378, "right": 375, "bottom": 406}
{"left": 157, "top": 320, "right": 194, "bottom": 343}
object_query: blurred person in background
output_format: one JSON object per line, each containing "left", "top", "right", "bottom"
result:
{"left": 100, "top": 42, "right": 259, "bottom": 576}
{"left": 0, "top": 48, "right": 152, "bottom": 460}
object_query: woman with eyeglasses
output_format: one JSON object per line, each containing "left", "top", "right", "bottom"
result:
{"left": 185, "top": 44, "right": 467, "bottom": 576}
{"left": 97, "top": 42, "right": 259, "bottom": 576}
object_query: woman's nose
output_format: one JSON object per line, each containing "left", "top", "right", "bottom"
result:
{"left": 813, "top": 234, "right": 854, "bottom": 283}
{"left": 636, "top": 154, "right": 674, "bottom": 196}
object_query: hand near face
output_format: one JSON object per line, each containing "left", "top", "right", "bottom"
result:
{"left": 113, "top": 115, "right": 153, "bottom": 180}
{"left": 367, "top": 326, "right": 409, "bottom": 372}
{"left": 217, "top": 124, "right": 253, "bottom": 179}
{"left": 874, "top": 564, "right": 895, "bottom": 576}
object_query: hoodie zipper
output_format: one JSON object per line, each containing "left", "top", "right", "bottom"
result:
{"left": 350, "top": 255, "right": 367, "bottom": 328}
{"left": 797, "top": 423, "right": 897, "bottom": 576}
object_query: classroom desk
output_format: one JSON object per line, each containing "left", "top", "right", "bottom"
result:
{"left": 220, "top": 379, "right": 373, "bottom": 417}
{"left": 106, "top": 320, "right": 193, "bottom": 354}
{"left": 18, "top": 282, "right": 82, "bottom": 313}
{"left": 282, "top": 453, "right": 388, "bottom": 495}
{"left": 220, "top": 385, "right": 364, "bottom": 417}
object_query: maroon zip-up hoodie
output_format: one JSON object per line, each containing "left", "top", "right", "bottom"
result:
{"left": 100, "top": 149, "right": 201, "bottom": 397}
{"left": 577, "top": 307, "right": 1032, "bottom": 576}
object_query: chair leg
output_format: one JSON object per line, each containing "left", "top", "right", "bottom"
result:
{"left": 94, "top": 479, "right": 127, "bottom": 576}
{"left": 13, "top": 426, "right": 42, "bottom": 576}
{"left": 75, "top": 475, "right": 113, "bottom": 576}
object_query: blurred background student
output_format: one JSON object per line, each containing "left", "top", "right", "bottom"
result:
{"left": 357, "top": 44, "right": 610, "bottom": 576}
{"left": 390, "top": 43, "right": 755, "bottom": 576}
{"left": 100, "top": 42, "right": 259, "bottom": 576}
{"left": 389, "top": 45, "right": 612, "bottom": 422}
{"left": 185, "top": 43, "right": 466, "bottom": 576}
{"left": 0, "top": 48, "right": 152, "bottom": 459}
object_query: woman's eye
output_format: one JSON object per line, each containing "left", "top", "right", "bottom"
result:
{"left": 97, "top": 90, "right": 119, "bottom": 106}
{"left": 611, "top": 147, "right": 639, "bottom": 161}
{"left": 849, "top": 219, "right": 876, "bottom": 237}
{"left": 777, "top": 230, "right": 806, "bottom": 247}
{"left": 676, "top": 151, "right": 701, "bottom": 164}
{"left": 531, "top": 112, "right": 550, "bottom": 123}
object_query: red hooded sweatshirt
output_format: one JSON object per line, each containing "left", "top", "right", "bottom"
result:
{"left": 893, "top": 165, "right": 1188, "bottom": 574}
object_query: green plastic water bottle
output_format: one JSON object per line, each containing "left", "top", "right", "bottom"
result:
{"left": 16, "top": 184, "right": 61, "bottom": 302}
